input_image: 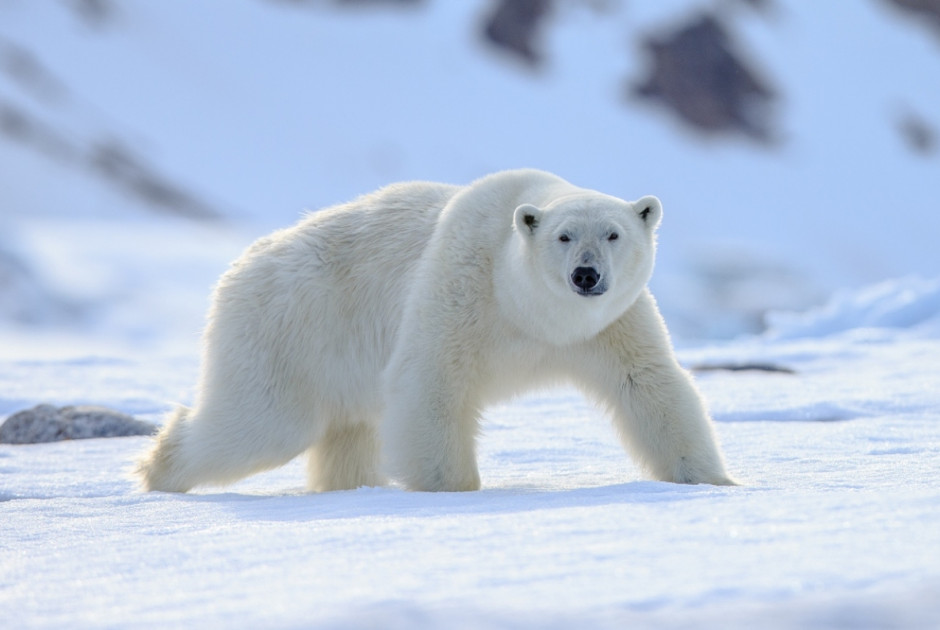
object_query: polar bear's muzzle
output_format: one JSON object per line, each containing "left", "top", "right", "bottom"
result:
{"left": 570, "top": 266, "right": 607, "bottom": 296}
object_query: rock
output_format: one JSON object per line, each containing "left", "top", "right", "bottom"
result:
{"left": 884, "top": 0, "right": 940, "bottom": 36}
{"left": 481, "top": 0, "right": 552, "bottom": 67}
{"left": 631, "top": 13, "right": 777, "bottom": 143}
{"left": 897, "top": 109, "right": 937, "bottom": 154}
{"left": 0, "top": 404, "right": 157, "bottom": 444}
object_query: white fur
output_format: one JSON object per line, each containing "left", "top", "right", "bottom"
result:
{"left": 136, "top": 169, "right": 735, "bottom": 493}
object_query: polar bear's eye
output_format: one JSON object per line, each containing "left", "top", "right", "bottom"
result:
{"left": 558, "top": 234, "right": 571, "bottom": 243}
{"left": 608, "top": 232, "right": 619, "bottom": 241}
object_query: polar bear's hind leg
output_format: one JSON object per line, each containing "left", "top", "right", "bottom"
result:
{"left": 136, "top": 404, "right": 318, "bottom": 492}
{"left": 306, "top": 420, "right": 384, "bottom": 492}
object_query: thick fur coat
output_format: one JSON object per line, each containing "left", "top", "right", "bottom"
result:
{"left": 136, "top": 169, "right": 734, "bottom": 492}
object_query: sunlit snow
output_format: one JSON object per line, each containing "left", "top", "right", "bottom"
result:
{"left": 1, "top": 1, "right": 939, "bottom": 628}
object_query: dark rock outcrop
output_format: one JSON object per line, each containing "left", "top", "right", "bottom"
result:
{"left": 0, "top": 404, "right": 157, "bottom": 444}
{"left": 481, "top": 0, "right": 552, "bottom": 67}
{"left": 631, "top": 13, "right": 777, "bottom": 143}
{"left": 885, "top": 0, "right": 940, "bottom": 35}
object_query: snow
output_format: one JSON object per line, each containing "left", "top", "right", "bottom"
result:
{"left": 765, "top": 276, "right": 940, "bottom": 340}
{"left": 2, "top": 309, "right": 940, "bottom": 629}
{"left": 2, "top": 1, "right": 940, "bottom": 628}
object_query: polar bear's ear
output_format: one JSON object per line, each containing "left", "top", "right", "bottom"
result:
{"left": 633, "top": 195, "right": 662, "bottom": 230}
{"left": 514, "top": 204, "right": 543, "bottom": 236}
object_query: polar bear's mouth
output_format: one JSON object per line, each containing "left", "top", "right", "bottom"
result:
{"left": 574, "top": 286, "right": 607, "bottom": 297}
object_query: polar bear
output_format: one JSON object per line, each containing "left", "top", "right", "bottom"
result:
{"left": 136, "top": 169, "right": 734, "bottom": 493}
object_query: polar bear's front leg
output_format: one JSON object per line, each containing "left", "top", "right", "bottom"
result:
{"left": 612, "top": 359, "right": 736, "bottom": 485}
{"left": 381, "top": 354, "right": 482, "bottom": 492}
{"left": 576, "top": 292, "right": 736, "bottom": 486}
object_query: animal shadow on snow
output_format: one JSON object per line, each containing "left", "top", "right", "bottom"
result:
{"left": 184, "top": 481, "right": 728, "bottom": 523}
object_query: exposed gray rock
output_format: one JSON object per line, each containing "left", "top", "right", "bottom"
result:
{"left": 631, "top": 13, "right": 777, "bottom": 144}
{"left": 885, "top": 0, "right": 940, "bottom": 36}
{"left": 897, "top": 109, "right": 937, "bottom": 154}
{"left": 481, "top": 0, "right": 552, "bottom": 67}
{"left": 65, "top": 0, "right": 117, "bottom": 29}
{"left": 89, "top": 140, "right": 220, "bottom": 220}
{"left": 0, "top": 404, "right": 157, "bottom": 444}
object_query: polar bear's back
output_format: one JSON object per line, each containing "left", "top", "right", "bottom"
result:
{"left": 198, "top": 181, "right": 460, "bottom": 424}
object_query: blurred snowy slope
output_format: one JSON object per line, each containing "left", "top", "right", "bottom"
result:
{"left": 1, "top": 0, "right": 939, "bottom": 349}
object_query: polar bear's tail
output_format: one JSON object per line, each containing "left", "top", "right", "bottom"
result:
{"left": 134, "top": 406, "right": 196, "bottom": 492}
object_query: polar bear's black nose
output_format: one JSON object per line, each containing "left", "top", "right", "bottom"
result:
{"left": 571, "top": 267, "right": 600, "bottom": 291}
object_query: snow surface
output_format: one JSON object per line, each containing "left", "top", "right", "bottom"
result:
{"left": 2, "top": 1, "right": 940, "bottom": 628}
{"left": 2, "top": 284, "right": 940, "bottom": 629}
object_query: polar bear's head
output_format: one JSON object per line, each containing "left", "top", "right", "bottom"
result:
{"left": 513, "top": 192, "right": 662, "bottom": 299}
{"left": 506, "top": 191, "right": 662, "bottom": 343}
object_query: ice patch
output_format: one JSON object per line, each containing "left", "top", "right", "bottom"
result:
{"left": 765, "top": 276, "right": 940, "bottom": 340}
{"left": 715, "top": 401, "right": 866, "bottom": 424}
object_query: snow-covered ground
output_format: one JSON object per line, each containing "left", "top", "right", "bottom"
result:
{"left": 2, "top": 282, "right": 940, "bottom": 629}
{"left": 2, "top": 1, "right": 940, "bottom": 628}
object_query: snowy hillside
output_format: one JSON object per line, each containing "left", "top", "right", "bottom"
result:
{"left": 1, "top": 0, "right": 939, "bottom": 347}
